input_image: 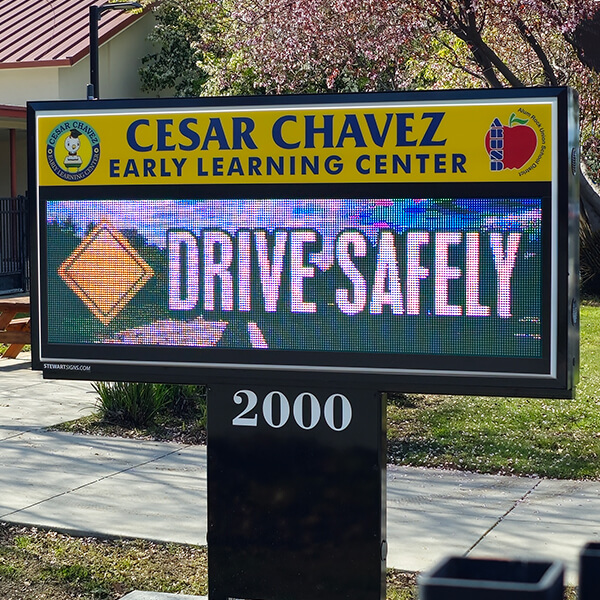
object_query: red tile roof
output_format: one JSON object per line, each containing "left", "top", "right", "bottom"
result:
{"left": 0, "top": 0, "right": 148, "bottom": 69}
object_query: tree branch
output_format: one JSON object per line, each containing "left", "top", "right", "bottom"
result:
{"left": 435, "top": 35, "right": 490, "bottom": 84}
{"left": 514, "top": 17, "right": 559, "bottom": 85}
{"left": 433, "top": 0, "right": 524, "bottom": 87}
{"left": 448, "top": 23, "right": 524, "bottom": 87}
{"left": 470, "top": 33, "right": 525, "bottom": 87}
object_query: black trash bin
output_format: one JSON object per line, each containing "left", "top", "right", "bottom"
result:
{"left": 579, "top": 542, "right": 600, "bottom": 600}
{"left": 418, "top": 556, "right": 564, "bottom": 600}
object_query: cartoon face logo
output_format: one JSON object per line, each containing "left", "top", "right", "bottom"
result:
{"left": 63, "top": 129, "right": 83, "bottom": 169}
{"left": 485, "top": 113, "right": 538, "bottom": 171}
{"left": 46, "top": 120, "right": 100, "bottom": 181}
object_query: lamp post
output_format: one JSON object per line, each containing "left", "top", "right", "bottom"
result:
{"left": 88, "top": 1, "right": 142, "bottom": 100}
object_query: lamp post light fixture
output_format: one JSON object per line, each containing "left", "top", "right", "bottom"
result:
{"left": 87, "top": 1, "right": 143, "bottom": 100}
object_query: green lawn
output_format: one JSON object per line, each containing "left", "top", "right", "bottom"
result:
{"left": 0, "top": 524, "right": 418, "bottom": 600}
{"left": 387, "top": 303, "right": 600, "bottom": 479}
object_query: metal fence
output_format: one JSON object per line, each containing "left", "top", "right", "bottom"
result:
{"left": 0, "top": 196, "right": 29, "bottom": 295}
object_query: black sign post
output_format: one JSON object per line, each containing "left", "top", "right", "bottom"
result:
{"left": 208, "top": 384, "right": 386, "bottom": 600}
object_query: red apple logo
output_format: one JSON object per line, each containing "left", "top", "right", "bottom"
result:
{"left": 485, "top": 113, "right": 538, "bottom": 171}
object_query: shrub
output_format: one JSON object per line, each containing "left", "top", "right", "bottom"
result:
{"left": 581, "top": 215, "right": 600, "bottom": 295}
{"left": 162, "top": 384, "right": 207, "bottom": 424}
{"left": 92, "top": 382, "right": 207, "bottom": 429}
{"left": 92, "top": 381, "right": 170, "bottom": 428}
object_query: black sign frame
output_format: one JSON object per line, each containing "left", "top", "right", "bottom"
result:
{"left": 29, "top": 87, "right": 580, "bottom": 398}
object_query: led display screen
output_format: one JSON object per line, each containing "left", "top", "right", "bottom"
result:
{"left": 46, "top": 197, "right": 542, "bottom": 358}
{"left": 29, "top": 89, "right": 579, "bottom": 396}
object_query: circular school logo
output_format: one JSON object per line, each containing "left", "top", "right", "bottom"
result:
{"left": 46, "top": 120, "right": 100, "bottom": 181}
{"left": 485, "top": 112, "right": 540, "bottom": 173}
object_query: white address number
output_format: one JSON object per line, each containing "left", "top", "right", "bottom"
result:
{"left": 232, "top": 390, "right": 352, "bottom": 431}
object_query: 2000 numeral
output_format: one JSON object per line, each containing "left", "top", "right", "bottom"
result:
{"left": 232, "top": 390, "right": 352, "bottom": 431}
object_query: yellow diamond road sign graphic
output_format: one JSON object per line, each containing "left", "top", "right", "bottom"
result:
{"left": 58, "top": 221, "right": 154, "bottom": 324}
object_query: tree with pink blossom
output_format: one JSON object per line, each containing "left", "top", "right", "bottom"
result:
{"left": 140, "top": 0, "right": 600, "bottom": 230}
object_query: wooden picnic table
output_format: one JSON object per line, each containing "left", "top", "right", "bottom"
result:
{"left": 0, "top": 296, "right": 31, "bottom": 358}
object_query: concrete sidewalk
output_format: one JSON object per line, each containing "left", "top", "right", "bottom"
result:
{"left": 2, "top": 354, "right": 600, "bottom": 587}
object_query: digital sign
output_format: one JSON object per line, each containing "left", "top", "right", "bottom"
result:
{"left": 29, "top": 89, "right": 580, "bottom": 397}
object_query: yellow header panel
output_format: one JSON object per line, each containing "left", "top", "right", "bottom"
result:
{"left": 37, "top": 100, "right": 553, "bottom": 186}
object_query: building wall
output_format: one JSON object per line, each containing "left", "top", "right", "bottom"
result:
{"left": 0, "top": 12, "right": 157, "bottom": 198}
{"left": 0, "top": 68, "right": 60, "bottom": 106}
{"left": 0, "top": 129, "right": 27, "bottom": 197}
{"left": 0, "top": 13, "right": 156, "bottom": 106}
{"left": 58, "top": 13, "right": 156, "bottom": 100}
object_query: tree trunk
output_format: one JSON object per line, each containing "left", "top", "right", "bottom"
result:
{"left": 580, "top": 163, "right": 600, "bottom": 231}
